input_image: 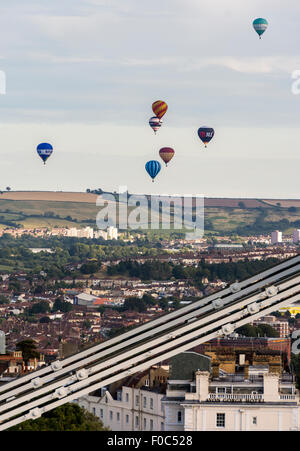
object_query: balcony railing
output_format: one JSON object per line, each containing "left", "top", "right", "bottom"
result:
{"left": 279, "top": 394, "right": 297, "bottom": 401}
{"left": 208, "top": 393, "right": 263, "bottom": 402}
{"left": 211, "top": 374, "right": 295, "bottom": 383}
{"left": 207, "top": 393, "right": 297, "bottom": 403}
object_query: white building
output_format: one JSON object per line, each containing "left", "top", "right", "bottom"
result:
{"left": 66, "top": 227, "right": 94, "bottom": 239}
{"left": 29, "top": 248, "right": 55, "bottom": 254}
{"left": 292, "top": 229, "right": 300, "bottom": 244}
{"left": 66, "top": 227, "right": 79, "bottom": 237}
{"left": 74, "top": 292, "right": 98, "bottom": 306}
{"left": 77, "top": 385, "right": 166, "bottom": 431}
{"left": 164, "top": 364, "right": 300, "bottom": 431}
{"left": 107, "top": 226, "right": 118, "bottom": 240}
{"left": 64, "top": 226, "right": 118, "bottom": 240}
{"left": 78, "top": 227, "right": 94, "bottom": 239}
{"left": 271, "top": 230, "right": 282, "bottom": 245}
{"left": 0, "top": 330, "right": 5, "bottom": 354}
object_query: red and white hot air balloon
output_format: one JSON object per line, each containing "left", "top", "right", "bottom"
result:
{"left": 149, "top": 116, "right": 162, "bottom": 134}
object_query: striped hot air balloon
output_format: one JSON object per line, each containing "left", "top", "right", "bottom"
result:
{"left": 253, "top": 18, "right": 268, "bottom": 39}
{"left": 159, "top": 147, "right": 175, "bottom": 166}
{"left": 149, "top": 116, "right": 163, "bottom": 134}
{"left": 152, "top": 100, "right": 168, "bottom": 119}
{"left": 145, "top": 160, "right": 161, "bottom": 182}
{"left": 197, "top": 126, "right": 215, "bottom": 148}
{"left": 37, "top": 143, "right": 53, "bottom": 165}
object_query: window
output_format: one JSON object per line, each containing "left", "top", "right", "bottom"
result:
{"left": 109, "top": 411, "right": 113, "bottom": 421}
{"left": 161, "top": 422, "right": 165, "bottom": 431}
{"left": 216, "top": 387, "right": 226, "bottom": 395}
{"left": 143, "top": 397, "right": 147, "bottom": 408}
{"left": 117, "top": 412, "right": 120, "bottom": 422}
{"left": 135, "top": 416, "right": 139, "bottom": 427}
{"left": 125, "top": 393, "right": 129, "bottom": 403}
{"left": 100, "top": 409, "right": 103, "bottom": 419}
{"left": 144, "top": 418, "right": 147, "bottom": 429}
{"left": 177, "top": 411, "right": 183, "bottom": 424}
{"left": 253, "top": 417, "right": 257, "bottom": 425}
{"left": 150, "top": 419, "right": 154, "bottom": 431}
{"left": 126, "top": 414, "right": 129, "bottom": 424}
{"left": 216, "top": 413, "right": 225, "bottom": 428}
{"left": 135, "top": 395, "right": 139, "bottom": 406}
{"left": 150, "top": 398, "right": 154, "bottom": 410}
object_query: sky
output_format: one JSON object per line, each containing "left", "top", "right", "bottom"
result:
{"left": 0, "top": 0, "right": 300, "bottom": 198}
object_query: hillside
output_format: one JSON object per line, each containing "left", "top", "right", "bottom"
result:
{"left": 0, "top": 191, "right": 299, "bottom": 236}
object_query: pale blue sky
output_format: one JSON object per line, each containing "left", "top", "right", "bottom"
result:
{"left": 0, "top": 0, "right": 300, "bottom": 198}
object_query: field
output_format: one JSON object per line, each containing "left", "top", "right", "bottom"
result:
{"left": 0, "top": 191, "right": 99, "bottom": 203}
{"left": 0, "top": 191, "right": 299, "bottom": 235}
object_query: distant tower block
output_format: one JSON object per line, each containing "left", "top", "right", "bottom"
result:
{"left": 0, "top": 331, "right": 5, "bottom": 354}
{"left": 292, "top": 229, "right": 300, "bottom": 244}
{"left": 271, "top": 231, "right": 282, "bottom": 245}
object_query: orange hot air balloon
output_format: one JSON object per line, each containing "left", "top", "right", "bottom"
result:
{"left": 159, "top": 147, "right": 175, "bottom": 166}
{"left": 152, "top": 100, "right": 168, "bottom": 119}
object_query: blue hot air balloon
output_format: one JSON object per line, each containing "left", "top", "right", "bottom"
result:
{"left": 253, "top": 18, "right": 268, "bottom": 39}
{"left": 37, "top": 143, "right": 53, "bottom": 165}
{"left": 145, "top": 160, "right": 161, "bottom": 182}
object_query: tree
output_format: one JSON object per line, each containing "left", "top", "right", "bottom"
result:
{"left": 0, "top": 295, "right": 10, "bottom": 304}
{"left": 80, "top": 261, "right": 101, "bottom": 275}
{"left": 256, "top": 324, "right": 279, "bottom": 338}
{"left": 16, "top": 339, "right": 40, "bottom": 361}
{"left": 27, "top": 301, "right": 50, "bottom": 315}
{"left": 236, "top": 324, "right": 257, "bottom": 337}
{"left": 123, "top": 296, "right": 147, "bottom": 312}
{"left": 236, "top": 323, "right": 279, "bottom": 338}
{"left": 159, "top": 298, "right": 169, "bottom": 311}
{"left": 40, "top": 316, "right": 51, "bottom": 323}
{"left": 8, "top": 403, "right": 109, "bottom": 431}
{"left": 53, "top": 297, "right": 73, "bottom": 313}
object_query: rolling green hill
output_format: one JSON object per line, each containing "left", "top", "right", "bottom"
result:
{"left": 0, "top": 191, "right": 299, "bottom": 236}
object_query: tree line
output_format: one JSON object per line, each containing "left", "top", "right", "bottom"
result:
{"left": 106, "top": 258, "right": 280, "bottom": 285}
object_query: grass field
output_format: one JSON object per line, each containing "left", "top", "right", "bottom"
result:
{"left": 0, "top": 191, "right": 299, "bottom": 235}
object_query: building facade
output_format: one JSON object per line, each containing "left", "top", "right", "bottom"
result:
{"left": 163, "top": 363, "right": 299, "bottom": 431}
{"left": 271, "top": 231, "right": 282, "bottom": 245}
{"left": 292, "top": 229, "right": 300, "bottom": 244}
{"left": 76, "top": 365, "right": 168, "bottom": 431}
{"left": 77, "top": 385, "right": 166, "bottom": 431}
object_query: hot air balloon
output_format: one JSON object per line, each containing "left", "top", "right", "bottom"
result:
{"left": 37, "top": 143, "right": 53, "bottom": 165}
{"left": 152, "top": 100, "right": 168, "bottom": 119}
{"left": 159, "top": 147, "right": 175, "bottom": 166}
{"left": 149, "top": 116, "right": 163, "bottom": 134}
{"left": 197, "top": 126, "right": 215, "bottom": 148}
{"left": 145, "top": 160, "right": 161, "bottom": 182}
{"left": 253, "top": 18, "right": 268, "bottom": 39}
